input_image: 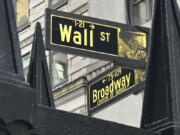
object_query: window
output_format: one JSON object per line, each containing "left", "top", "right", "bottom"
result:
{"left": 22, "top": 53, "right": 30, "bottom": 81}
{"left": 50, "top": 52, "right": 68, "bottom": 87}
{"left": 14, "top": 0, "right": 29, "bottom": 28}
{"left": 177, "top": 0, "right": 180, "bottom": 9}
{"left": 127, "top": 0, "right": 153, "bottom": 25}
{"left": 49, "top": 0, "right": 68, "bottom": 8}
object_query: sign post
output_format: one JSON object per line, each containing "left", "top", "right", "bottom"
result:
{"left": 45, "top": 9, "right": 149, "bottom": 69}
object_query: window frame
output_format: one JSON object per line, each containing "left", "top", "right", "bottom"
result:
{"left": 49, "top": 51, "right": 68, "bottom": 88}
{"left": 13, "top": 0, "right": 30, "bottom": 31}
{"left": 126, "top": 0, "right": 153, "bottom": 25}
{"left": 48, "top": 0, "right": 68, "bottom": 9}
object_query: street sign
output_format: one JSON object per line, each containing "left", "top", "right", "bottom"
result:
{"left": 88, "top": 66, "right": 145, "bottom": 114}
{"left": 45, "top": 9, "right": 150, "bottom": 69}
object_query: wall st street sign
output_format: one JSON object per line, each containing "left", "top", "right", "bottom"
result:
{"left": 88, "top": 66, "right": 145, "bottom": 114}
{"left": 45, "top": 9, "right": 150, "bottom": 69}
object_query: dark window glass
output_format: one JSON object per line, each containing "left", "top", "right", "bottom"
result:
{"left": 133, "top": 0, "right": 148, "bottom": 25}
{"left": 127, "top": 0, "right": 153, "bottom": 25}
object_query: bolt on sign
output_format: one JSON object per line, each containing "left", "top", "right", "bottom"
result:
{"left": 88, "top": 66, "right": 145, "bottom": 114}
{"left": 45, "top": 9, "right": 150, "bottom": 69}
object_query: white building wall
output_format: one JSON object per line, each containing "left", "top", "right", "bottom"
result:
{"left": 89, "top": 0, "right": 126, "bottom": 23}
{"left": 20, "top": 0, "right": 48, "bottom": 56}
{"left": 93, "top": 93, "right": 144, "bottom": 128}
{"left": 88, "top": 0, "right": 151, "bottom": 127}
{"left": 57, "top": 95, "right": 86, "bottom": 112}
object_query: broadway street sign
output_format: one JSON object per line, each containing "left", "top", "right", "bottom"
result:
{"left": 88, "top": 66, "right": 145, "bottom": 114}
{"left": 45, "top": 9, "right": 150, "bottom": 69}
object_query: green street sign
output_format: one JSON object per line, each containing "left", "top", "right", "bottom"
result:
{"left": 88, "top": 66, "right": 145, "bottom": 114}
{"left": 45, "top": 9, "right": 149, "bottom": 69}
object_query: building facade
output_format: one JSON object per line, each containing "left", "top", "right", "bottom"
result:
{"left": 14, "top": 0, "right": 180, "bottom": 128}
